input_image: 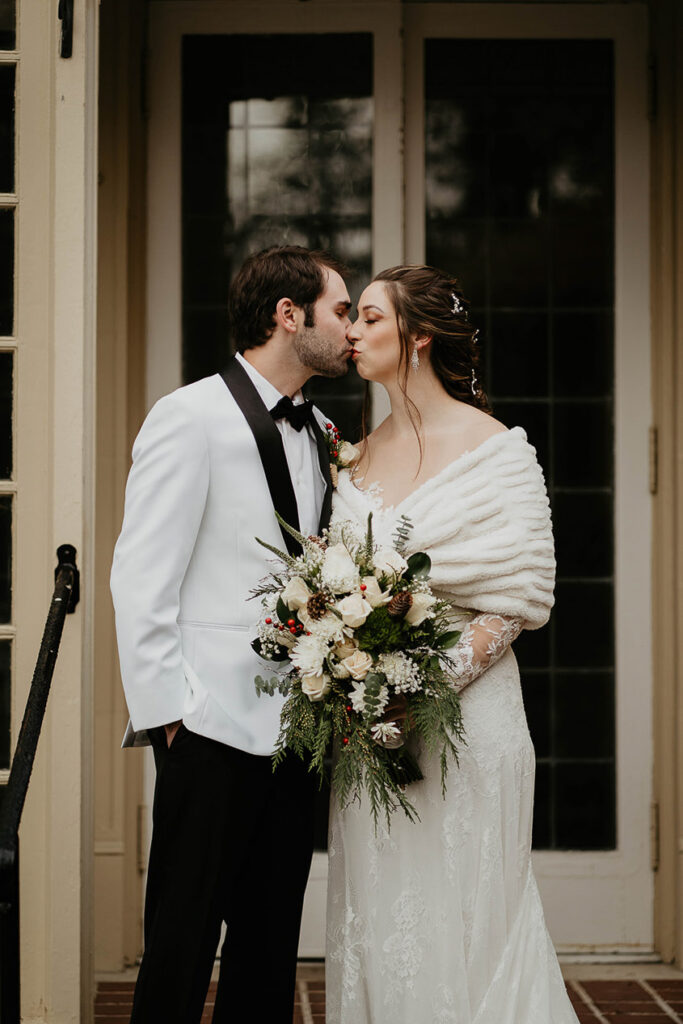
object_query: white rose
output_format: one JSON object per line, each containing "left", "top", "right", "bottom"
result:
{"left": 361, "top": 576, "right": 392, "bottom": 608}
{"left": 290, "top": 634, "right": 327, "bottom": 676}
{"left": 300, "top": 671, "right": 332, "bottom": 702}
{"left": 321, "top": 543, "right": 360, "bottom": 593}
{"left": 404, "top": 591, "right": 437, "bottom": 626}
{"left": 335, "top": 593, "right": 373, "bottom": 628}
{"left": 337, "top": 441, "right": 360, "bottom": 467}
{"left": 373, "top": 547, "right": 408, "bottom": 580}
{"left": 341, "top": 649, "right": 374, "bottom": 681}
{"left": 282, "top": 576, "right": 312, "bottom": 611}
{"left": 334, "top": 636, "right": 358, "bottom": 660}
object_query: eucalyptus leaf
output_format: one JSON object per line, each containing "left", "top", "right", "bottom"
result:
{"left": 437, "top": 629, "right": 462, "bottom": 649}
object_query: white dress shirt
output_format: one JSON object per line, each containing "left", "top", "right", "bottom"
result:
{"left": 235, "top": 352, "right": 326, "bottom": 537}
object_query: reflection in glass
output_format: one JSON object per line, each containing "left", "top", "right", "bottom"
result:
{"left": 182, "top": 34, "right": 372, "bottom": 437}
{"left": 425, "top": 39, "right": 615, "bottom": 850}
{"left": 0, "top": 65, "right": 14, "bottom": 193}
{"left": 0, "top": 0, "right": 14, "bottom": 51}
{"left": 0, "top": 494, "right": 10, "bottom": 622}
{"left": 0, "top": 640, "right": 8, "bottom": 768}
{"left": 0, "top": 350, "right": 11, "bottom": 477}
{"left": 0, "top": 208, "right": 13, "bottom": 335}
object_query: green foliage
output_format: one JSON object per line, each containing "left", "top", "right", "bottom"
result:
{"left": 364, "top": 512, "right": 374, "bottom": 565}
{"left": 355, "top": 607, "right": 407, "bottom": 652}
{"left": 403, "top": 551, "right": 432, "bottom": 581}
{"left": 392, "top": 515, "right": 412, "bottom": 556}
{"left": 254, "top": 674, "right": 291, "bottom": 697}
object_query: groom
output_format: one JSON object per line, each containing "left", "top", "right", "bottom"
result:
{"left": 110, "top": 246, "right": 353, "bottom": 1023}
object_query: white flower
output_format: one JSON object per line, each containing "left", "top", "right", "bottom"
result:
{"left": 335, "top": 593, "right": 373, "bottom": 628}
{"left": 404, "top": 591, "right": 437, "bottom": 626}
{"left": 341, "top": 649, "right": 373, "bottom": 681}
{"left": 321, "top": 543, "right": 360, "bottom": 593}
{"left": 300, "top": 670, "right": 332, "bottom": 702}
{"left": 337, "top": 441, "right": 360, "bottom": 467}
{"left": 370, "top": 721, "right": 404, "bottom": 748}
{"left": 290, "top": 633, "right": 327, "bottom": 676}
{"left": 361, "top": 576, "right": 392, "bottom": 608}
{"left": 376, "top": 651, "right": 423, "bottom": 694}
{"left": 349, "top": 682, "right": 367, "bottom": 714}
{"left": 373, "top": 547, "right": 408, "bottom": 580}
{"left": 298, "top": 607, "right": 344, "bottom": 643}
{"left": 282, "top": 576, "right": 312, "bottom": 611}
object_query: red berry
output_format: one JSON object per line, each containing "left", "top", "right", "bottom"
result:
{"left": 265, "top": 617, "right": 272, "bottom": 625}
{"left": 360, "top": 584, "right": 367, "bottom": 591}
{"left": 287, "top": 619, "right": 295, "bottom": 627}
{"left": 278, "top": 624, "right": 284, "bottom": 631}
{"left": 325, "top": 422, "right": 332, "bottom": 429}
{"left": 306, "top": 631, "right": 312, "bottom": 636}
{"left": 342, "top": 737, "right": 349, "bottom": 746}
{"left": 289, "top": 627, "right": 297, "bottom": 635}
{"left": 346, "top": 705, "right": 352, "bottom": 712}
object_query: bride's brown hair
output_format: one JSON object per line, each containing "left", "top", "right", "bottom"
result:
{"left": 360, "top": 264, "right": 491, "bottom": 469}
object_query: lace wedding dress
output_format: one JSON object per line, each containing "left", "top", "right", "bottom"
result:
{"left": 326, "top": 428, "right": 579, "bottom": 1024}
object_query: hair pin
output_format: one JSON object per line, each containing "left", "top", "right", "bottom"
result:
{"left": 450, "top": 292, "right": 464, "bottom": 316}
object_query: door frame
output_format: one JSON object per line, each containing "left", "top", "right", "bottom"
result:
{"left": 146, "top": 0, "right": 404, "bottom": 957}
{"left": 404, "top": 3, "right": 653, "bottom": 953}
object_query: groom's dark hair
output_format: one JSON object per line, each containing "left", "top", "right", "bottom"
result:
{"left": 229, "top": 245, "right": 347, "bottom": 352}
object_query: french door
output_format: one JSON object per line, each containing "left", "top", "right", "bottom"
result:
{"left": 147, "top": 1, "right": 652, "bottom": 956}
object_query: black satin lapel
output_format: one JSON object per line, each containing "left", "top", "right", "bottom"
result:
{"left": 221, "top": 358, "right": 301, "bottom": 557}
{"left": 310, "top": 414, "right": 333, "bottom": 535}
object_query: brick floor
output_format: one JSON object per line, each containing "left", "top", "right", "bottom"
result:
{"left": 94, "top": 971, "right": 683, "bottom": 1023}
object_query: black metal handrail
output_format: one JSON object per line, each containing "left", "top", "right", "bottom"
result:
{"left": 0, "top": 545, "right": 80, "bottom": 1023}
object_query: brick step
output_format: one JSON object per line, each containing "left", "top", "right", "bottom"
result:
{"left": 94, "top": 976, "right": 683, "bottom": 1023}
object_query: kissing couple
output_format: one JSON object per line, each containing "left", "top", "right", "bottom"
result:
{"left": 111, "top": 246, "right": 577, "bottom": 1023}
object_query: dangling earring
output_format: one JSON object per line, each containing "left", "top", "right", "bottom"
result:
{"left": 411, "top": 345, "right": 420, "bottom": 372}
{"left": 471, "top": 369, "right": 478, "bottom": 396}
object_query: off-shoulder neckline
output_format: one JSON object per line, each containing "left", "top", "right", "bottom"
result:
{"left": 344, "top": 425, "right": 528, "bottom": 514}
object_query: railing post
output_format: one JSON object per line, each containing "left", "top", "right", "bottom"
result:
{"left": 0, "top": 840, "right": 20, "bottom": 1024}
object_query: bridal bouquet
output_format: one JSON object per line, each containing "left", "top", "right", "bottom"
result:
{"left": 251, "top": 511, "right": 466, "bottom": 828}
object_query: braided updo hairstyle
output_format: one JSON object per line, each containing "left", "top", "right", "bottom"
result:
{"left": 373, "top": 264, "right": 491, "bottom": 415}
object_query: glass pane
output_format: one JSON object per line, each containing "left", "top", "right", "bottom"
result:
{"left": 0, "top": 65, "right": 14, "bottom": 192}
{"left": 0, "top": 208, "right": 13, "bottom": 335}
{"left": 182, "top": 34, "right": 373, "bottom": 440}
{"left": 0, "top": 640, "right": 8, "bottom": 768}
{"left": 0, "top": 0, "right": 14, "bottom": 51}
{"left": 0, "top": 494, "right": 10, "bottom": 622}
{"left": 0, "top": 350, "right": 11, "bottom": 477}
{"left": 425, "top": 39, "right": 615, "bottom": 851}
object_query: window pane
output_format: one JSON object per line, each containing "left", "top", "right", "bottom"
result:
{"left": 0, "top": 350, "right": 11, "bottom": 477}
{"left": 0, "top": 639, "right": 8, "bottom": 768}
{"left": 0, "top": 494, "right": 10, "bottom": 622}
{"left": 0, "top": 65, "right": 14, "bottom": 193}
{"left": 425, "top": 39, "right": 615, "bottom": 851}
{"left": 0, "top": 0, "right": 14, "bottom": 51}
{"left": 0, "top": 208, "right": 14, "bottom": 335}
{"left": 182, "top": 34, "right": 373, "bottom": 439}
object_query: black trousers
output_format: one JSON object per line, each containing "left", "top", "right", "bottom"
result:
{"left": 129, "top": 725, "right": 316, "bottom": 1024}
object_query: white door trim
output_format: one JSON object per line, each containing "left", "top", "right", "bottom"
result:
{"left": 404, "top": 2, "right": 653, "bottom": 951}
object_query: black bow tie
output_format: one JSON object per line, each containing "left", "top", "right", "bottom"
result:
{"left": 270, "top": 395, "right": 315, "bottom": 433}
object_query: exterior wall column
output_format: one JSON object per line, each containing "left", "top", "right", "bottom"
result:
{"left": 650, "top": 0, "right": 683, "bottom": 967}
{"left": 15, "top": 0, "right": 99, "bottom": 1019}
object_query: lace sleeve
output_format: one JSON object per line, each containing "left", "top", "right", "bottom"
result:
{"left": 448, "top": 613, "right": 523, "bottom": 693}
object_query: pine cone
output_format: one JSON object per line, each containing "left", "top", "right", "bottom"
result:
{"left": 387, "top": 591, "right": 413, "bottom": 619}
{"left": 306, "top": 592, "right": 328, "bottom": 620}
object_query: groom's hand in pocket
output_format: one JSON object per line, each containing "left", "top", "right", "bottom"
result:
{"left": 164, "top": 720, "right": 182, "bottom": 748}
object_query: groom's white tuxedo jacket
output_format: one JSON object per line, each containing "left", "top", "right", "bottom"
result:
{"left": 110, "top": 355, "right": 333, "bottom": 755}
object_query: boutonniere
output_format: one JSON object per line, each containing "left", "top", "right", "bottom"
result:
{"left": 323, "top": 422, "right": 360, "bottom": 487}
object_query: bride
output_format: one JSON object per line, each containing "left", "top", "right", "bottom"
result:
{"left": 325, "top": 264, "right": 578, "bottom": 1023}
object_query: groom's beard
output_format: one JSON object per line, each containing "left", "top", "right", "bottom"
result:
{"left": 294, "top": 324, "right": 349, "bottom": 378}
